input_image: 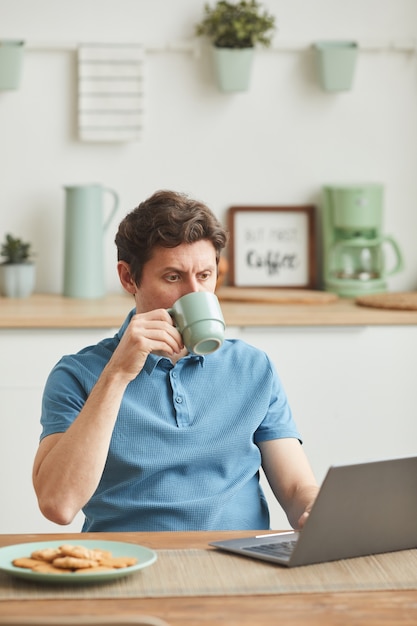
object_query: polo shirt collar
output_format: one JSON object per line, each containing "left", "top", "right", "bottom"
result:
{"left": 144, "top": 353, "right": 205, "bottom": 375}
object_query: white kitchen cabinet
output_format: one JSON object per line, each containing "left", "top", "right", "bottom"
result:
{"left": 0, "top": 324, "right": 416, "bottom": 533}
{"left": 0, "top": 329, "right": 112, "bottom": 534}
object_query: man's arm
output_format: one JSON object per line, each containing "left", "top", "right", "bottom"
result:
{"left": 32, "top": 309, "right": 183, "bottom": 526}
{"left": 259, "top": 438, "right": 319, "bottom": 530}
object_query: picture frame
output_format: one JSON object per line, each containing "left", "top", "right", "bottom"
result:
{"left": 227, "top": 205, "right": 317, "bottom": 288}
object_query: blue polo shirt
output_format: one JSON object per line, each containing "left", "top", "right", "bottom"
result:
{"left": 40, "top": 310, "right": 301, "bottom": 531}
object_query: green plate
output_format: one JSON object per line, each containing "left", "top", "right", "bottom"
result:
{"left": 0, "top": 540, "right": 157, "bottom": 584}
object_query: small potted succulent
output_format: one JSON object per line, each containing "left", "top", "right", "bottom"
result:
{"left": 195, "top": 0, "right": 276, "bottom": 92}
{"left": 0, "top": 233, "right": 36, "bottom": 297}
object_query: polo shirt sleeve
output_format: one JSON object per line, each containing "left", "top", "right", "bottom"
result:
{"left": 253, "top": 355, "right": 302, "bottom": 445}
{"left": 39, "top": 315, "right": 128, "bottom": 441}
{"left": 39, "top": 357, "right": 89, "bottom": 440}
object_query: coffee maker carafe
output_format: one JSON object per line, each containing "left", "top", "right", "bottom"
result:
{"left": 322, "top": 184, "right": 404, "bottom": 297}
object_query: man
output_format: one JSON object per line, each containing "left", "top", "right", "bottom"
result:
{"left": 33, "top": 190, "right": 318, "bottom": 532}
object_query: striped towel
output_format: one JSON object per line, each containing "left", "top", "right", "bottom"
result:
{"left": 78, "top": 43, "right": 144, "bottom": 142}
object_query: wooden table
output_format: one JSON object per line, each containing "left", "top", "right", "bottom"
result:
{"left": 1, "top": 531, "right": 416, "bottom": 626}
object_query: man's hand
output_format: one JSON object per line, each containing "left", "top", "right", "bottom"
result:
{"left": 107, "top": 309, "right": 184, "bottom": 381}
{"left": 297, "top": 508, "right": 312, "bottom": 529}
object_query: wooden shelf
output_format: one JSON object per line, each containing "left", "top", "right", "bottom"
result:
{"left": 0, "top": 292, "right": 416, "bottom": 328}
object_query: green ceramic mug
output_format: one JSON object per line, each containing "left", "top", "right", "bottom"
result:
{"left": 168, "top": 292, "right": 225, "bottom": 355}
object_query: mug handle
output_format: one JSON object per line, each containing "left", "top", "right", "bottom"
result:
{"left": 167, "top": 308, "right": 176, "bottom": 324}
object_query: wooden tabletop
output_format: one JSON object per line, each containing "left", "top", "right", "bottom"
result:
{"left": 0, "top": 531, "right": 416, "bottom": 626}
{"left": 1, "top": 292, "right": 417, "bottom": 328}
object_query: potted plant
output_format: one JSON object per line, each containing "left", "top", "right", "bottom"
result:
{"left": 195, "top": 0, "right": 276, "bottom": 92}
{"left": 0, "top": 233, "right": 36, "bottom": 298}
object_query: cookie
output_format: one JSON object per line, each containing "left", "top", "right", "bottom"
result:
{"left": 99, "top": 556, "right": 138, "bottom": 569}
{"left": 12, "top": 557, "right": 41, "bottom": 569}
{"left": 75, "top": 565, "right": 114, "bottom": 574}
{"left": 59, "top": 544, "right": 113, "bottom": 562}
{"left": 31, "top": 547, "right": 62, "bottom": 562}
{"left": 52, "top": 556, "right": 99, "bottom": 570}
{"left": 32, "top": 562, "right": 68, "bottom": 574}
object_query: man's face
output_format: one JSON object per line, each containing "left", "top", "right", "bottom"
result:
{"left": 134, "top": 239, "right": 218, "bottom": 314}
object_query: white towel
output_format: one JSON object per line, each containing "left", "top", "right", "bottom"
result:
{"left": 78, "top": 43, "right": 145, "bottom": 142}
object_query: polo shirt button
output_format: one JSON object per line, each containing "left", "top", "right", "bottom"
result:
{"left": 175, "top": 397, "right": 183, "bottom": 404}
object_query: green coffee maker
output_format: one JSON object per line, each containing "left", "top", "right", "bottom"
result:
{"left": 322, "top": 184, "right": 404, "bottom": 297}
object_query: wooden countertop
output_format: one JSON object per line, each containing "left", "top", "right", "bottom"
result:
{"left": 0, "top": 292, "right": 416, "bottom": 328}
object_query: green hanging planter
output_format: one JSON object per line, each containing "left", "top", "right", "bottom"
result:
{"left": 313, "top": 41, "right": 358, "bottom": 92}
{"left": 0, "top": 40, "right": 25, "bottom": 90}
{"left": 211, "top": 46, "right": 254, "bottom": 93}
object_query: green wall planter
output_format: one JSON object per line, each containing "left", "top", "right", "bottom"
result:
{"left": 211, "top": 46, "right": 254, "bottom": 93}
{"left": 0, "top": 40, "right": 25, "bottom": 90}
{"left": 313, "top": 41, "right": 358, "bottom": 92}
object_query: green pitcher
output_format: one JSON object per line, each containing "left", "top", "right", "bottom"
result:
{"left": 63, "top": 184, "right": 119, "bottom": 298}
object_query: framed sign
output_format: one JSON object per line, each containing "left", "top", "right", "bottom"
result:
{"left": 228, "top": 205, "right": 316, "bottom": 288}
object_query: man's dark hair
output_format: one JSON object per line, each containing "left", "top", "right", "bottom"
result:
{"left": 115, "top": 190, "right": 228, "bottom": 285}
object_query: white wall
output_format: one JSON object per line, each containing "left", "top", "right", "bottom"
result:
{"left": 1, "top": 0, "right": 417, "bottom": 295}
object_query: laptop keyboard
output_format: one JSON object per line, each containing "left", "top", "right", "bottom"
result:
{"left": 243, "top": 539, "right": 297, "bottom": 560}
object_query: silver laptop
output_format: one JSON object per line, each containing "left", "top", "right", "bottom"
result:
{"left": 210, "top": 456, "right": 417, "bottom": 567}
